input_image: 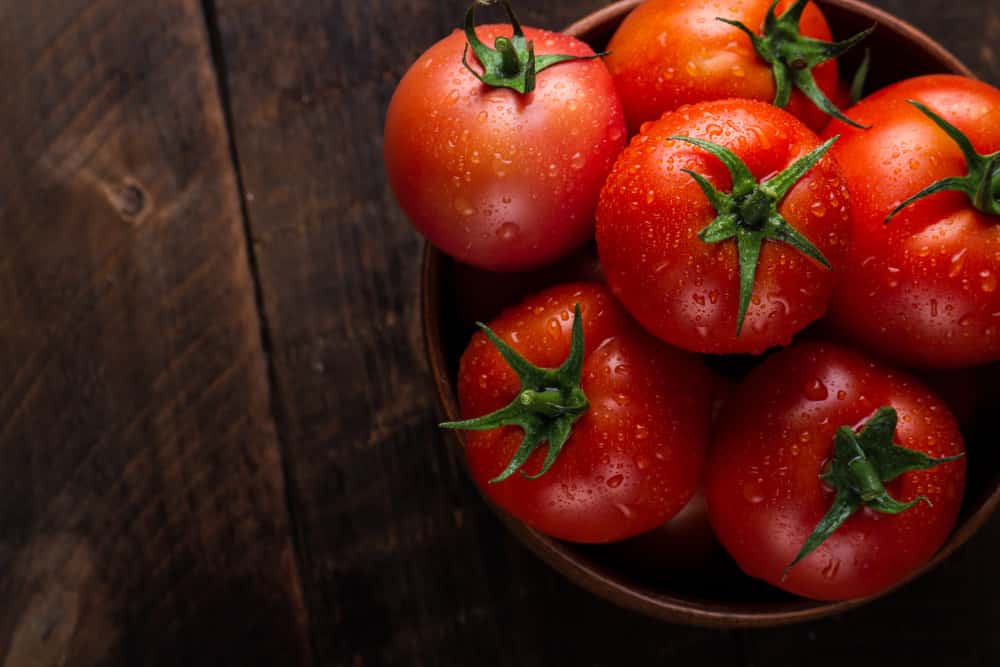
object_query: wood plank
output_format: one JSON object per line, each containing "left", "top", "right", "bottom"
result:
{"left": 211, "top": 0, "right": 746, "bottom": 664}
{"left": 0, "top": 1, "right": 312, "bottom": 664}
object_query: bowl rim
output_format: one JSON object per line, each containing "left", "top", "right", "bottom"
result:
{"left": 420, "top": 0, "right": 993, "bottom": 628}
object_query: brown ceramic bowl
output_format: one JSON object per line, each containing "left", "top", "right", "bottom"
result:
{"left": 422, "top": 0, "right": 997, "bottom": 627}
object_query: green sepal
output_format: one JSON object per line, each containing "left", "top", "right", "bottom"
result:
{"left": 784, "top": 407, "right": 963, "bottom": 577}
{"left": 885, "top": 100, "right": 1000, "bottom": 222}
{"left": 717, "top": 0, "right": 873, "bottom": 128}
{"left": 671, "top": 135, "right": 836, "bottom": 335}
{"left": 850, "top": 48, "right": 871, "bottom": 104}
{"left": 461, "top": 0, "right": 606, "bottom": 94}
{"left": 440, "top": 304, "right": 590, "bottom": 483}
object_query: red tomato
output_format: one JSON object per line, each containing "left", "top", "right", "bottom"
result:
{"left": 604, "top": 0, "right": 846, "bottom": 134}
{"left": 601, "top": 489, "right": 723, "bottom": 575}
{"left": 452, "top": 283, "right": 714, "bottom": 543}
{"left": 599, "top": 377, "right": 734, "bottom": 574}
{"left": 596, "top": 99, "right": 851, "bottom": 355}
{"left": 384, "top": 9, "right": 626, "bottom": 272}
{"left": 706, "top": 343, "right": 966, "bottom": 600}
{"left": 823, "top": 75, "right": 1000, "bottom": 369}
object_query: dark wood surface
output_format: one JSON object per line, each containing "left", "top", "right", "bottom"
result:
{"left": 1, "top": 0, "right": 998, "bottom": 665}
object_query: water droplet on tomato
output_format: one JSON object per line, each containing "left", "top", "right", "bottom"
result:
{"left": 614, "top": 363, "right": 630, "bottom": 376}
{"left": 742, "top": 479, "right": 765, "bottom": 504}
{"left": 606, "top": 474, "right": 624, "bottom": 489}
{"left": 959, "top": 314, "right": 975, "bottom": 327}
{"left": 810, "top": 201, "right": 827, "bottom": 218}
{"left": 804, "top": 378, "right": 828, "bottom": 401}
{"left": 982, "top": 270, "right": 997, "bottom": 293}
{"left": 453, "top": 197, "right": 476, "bottom": 216}
{"left": 606, "top": 504, "right": 633, "bottom": 523}
{"left": 837, "top": 390, "right": 848, "bottom": 401}
{"left": 949, "top": 248, "right": 968, "bottom": 277}
{"left": 477, "top": 110, "right": 488, "bottom": 123}
{"left": 570, "top": 152, "right": 586, "bottom": 170}
{"left": 492, "top": 153, "right": 512, "bottom": 178}
{"left": 497, "top": 222, "right": 519, "bottom": 240}
{"left": 447, "top": 89, "right": 460, "bottom": 105}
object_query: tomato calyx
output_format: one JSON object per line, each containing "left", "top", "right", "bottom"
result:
{"left": 784, "top": 406, "right": 964, "bottom": 578}
{"left": 460, "top": 0, "right": 606, "bottom": 95}
{"left": 441, "top": 305, "right": 590, "bottom": 483}
{"left": 849, "top": 48, "right": 871, "bottom": 105}
{"left": 718, "top": 0, "right": 873, "bottom": 129}
{"left": 669, "top": 134, "right": 837, "bottom": 335}
{"left": 885, "top": 100, "right": 1000, "bottom": 222}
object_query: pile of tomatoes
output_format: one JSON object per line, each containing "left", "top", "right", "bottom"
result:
{"left": 384, "top": 0, "right": 1000, "bottom": 602}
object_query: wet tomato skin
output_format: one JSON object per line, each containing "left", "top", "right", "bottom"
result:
{"left": 384, "top": 25, "right": 626, "bottom": 272}
{"left": 822, "top": 75, "right": 1000, "bottom": 369}
{"left": 596, "top": 99, "right": 851, "bottom": 355}
{"left": 605, "top": 0, "right": 838, "bottom": 134}
{"left": 457, "top": 283, "right": 714, "bottom": 543}
{"left": 706, "top": 342, "right": 966, "bottom": 601}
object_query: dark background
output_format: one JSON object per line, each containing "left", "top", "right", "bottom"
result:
{"left": 0, "top": 0, "right": 997, "bottom": 665}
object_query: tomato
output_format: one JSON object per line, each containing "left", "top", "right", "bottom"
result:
{"left": 604, "top": 0, "right": 869, "bottom": 134}
{"left": 822, "top": 75, "right": 1000, "bottom": 369}
{"left": 706, "top": 342, "right": 966, "bottom": 600}
{"left": 446, "top": 282, "right": 714, "bottom": 543}
{"left": 600, "top": 488, "right": 723, "bottom": 576}
{"left": 384, "top": 2, "right": 626, "bottom": 272}
{"left": 596, "top": 99, "right": 851, "bottom": 355}
{"left": 602, "top": 378, "right": 735, "bottom": 574}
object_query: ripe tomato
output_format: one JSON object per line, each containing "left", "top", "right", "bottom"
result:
{"left": 596, "top": 99, "right": 851, "bottom": 355}
{"left": 823, "top": 75, "right": 1000, "bottom": 369}
{"left": 706, "top": 343, "right": 966, "bottom": 600}
{"left": 604, "top": 0, "right": 867, "bottom": 134}
{"left": 600, "top": 489, "right": 724, "bottom": 576}
{"left": 447, "top": 283, "right": 714, "bottom": 543}
{"left": 384, "top": 2, "right": 626, "bottom": 272}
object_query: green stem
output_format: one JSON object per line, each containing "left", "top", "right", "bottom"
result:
{"left": 518, "top": 389, "right": 572, "bottom": 416}
{"left": 494, "top": 37, "right": 520, "bottom": 77}
{"left": 847, "top": 457, "right": 884, "bottom": 503}
{"left": 460, "top": 0, "right": 606, "bottom": 95}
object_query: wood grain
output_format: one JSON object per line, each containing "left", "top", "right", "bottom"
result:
{"left": 0, "top": 1, "right": 311, "bottom": 664}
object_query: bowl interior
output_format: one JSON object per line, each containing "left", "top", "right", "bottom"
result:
{"left": 423, "top": 0, "right": 998, "bottom": 627}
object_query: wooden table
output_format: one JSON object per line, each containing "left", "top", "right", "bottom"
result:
{"left": 1, "top": 0, "right": 998, "bottom": 664}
